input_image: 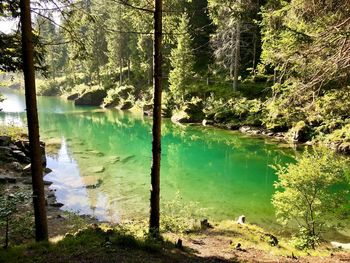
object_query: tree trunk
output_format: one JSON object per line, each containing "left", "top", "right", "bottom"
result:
{"left": 252, "top": 27, "right": 257, "bottom": 80}
{"left": 20, "top": 0, "right": 48, "bottom": 242}
{"left": 149, "top": 0, "right": 162, "bottom": 237}
{"left": 233, "top": 15, "right": 240, "bottom": 92}
{"left": 128, "top": 59, "right": 131, "bottom": 80}
{"left": 119, "top": 57, "right": 123, "bottom": 86}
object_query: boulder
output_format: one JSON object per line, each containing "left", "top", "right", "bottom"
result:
{"left": 239, "top": 126, "right": 251, "bottom": 133}
{"left": 75, "top": 89, "right": 107, "bottom": 106}
{"left": 10, "top": 162, "right": 22, "bottom": 172}
{"left": 90, "top": 166, "right": 105, "bottom": 173}
{"left": 171, "top": 110, "right": 190, "bottom": 124}
{"left": 104, "top": 97, "right": 120, "bottom": 108}
{"left": 290, "top": 121, "right": 311, "bottom": 143}
{"left": 0, "top": 176, "right": 17, "bottom": 184}
{"left": 0, "top": 136, "right": 11, "bottom": 146}
{"left": 202, "top": 119, "right": 214, "bottom": 126}
{"left": 67, "top": 93, "right": 79, "bottom": 100}
{"left": 237, "top": 215, "right": 246, "bottom": 225}
{"left": 120, "top": 101, "right": 133, "bottom": 110}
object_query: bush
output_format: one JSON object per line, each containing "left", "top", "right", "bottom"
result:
{"left": 272, "top": 148, "right": 350, "bottom": 249}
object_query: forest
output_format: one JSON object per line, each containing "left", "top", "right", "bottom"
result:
{"left": 0, "top": 0, "right": 350, "bottom": 262}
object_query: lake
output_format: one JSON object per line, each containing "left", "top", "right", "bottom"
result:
{"left": 2, "top": 87, "right": 344, "bottom": 238}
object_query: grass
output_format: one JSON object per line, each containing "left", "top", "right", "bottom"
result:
{"left": 0, "top": 225, "right": 185, "bottom": 263}
{"left": 214, "top": 220, "right": 333, "bottom": 257}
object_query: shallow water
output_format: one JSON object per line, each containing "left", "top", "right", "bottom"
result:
{"left": 1, "top": 87, "right": 348, "bottom": 240}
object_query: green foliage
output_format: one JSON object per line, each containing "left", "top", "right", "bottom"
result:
{"left": 169, "top": 13, "right": 195, "bottom": 101}
{"left": 272, "top": 149, "right": 350, "bottom": 249}
{"left": 160, "top": 192, "right": 206, "bottom": 233}
{"left": 0, "top": 187, "right": 32, "bottom": 248}
{"left": 102, "top": 85, "right": 135, "bottom": 109}
{"left": 36, "top": 79, "right": 61, "bottom": 96}
{"left": 0, "top": 124, "right": 26, "bottom": 140}
{"left": 204, "top": 94, "right": 263, "bottom": 127}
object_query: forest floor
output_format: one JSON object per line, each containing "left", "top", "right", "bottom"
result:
{"left": 1, "top": 163, "right": 350, "bottom": 262}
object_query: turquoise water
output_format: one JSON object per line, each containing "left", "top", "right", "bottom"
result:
{"left": 0, "top": 87, "right": 299, "bottom": 228}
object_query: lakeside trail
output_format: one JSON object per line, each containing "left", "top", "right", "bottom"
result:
{"left": 1, "top": 162, "right": 350, "bottom": 262}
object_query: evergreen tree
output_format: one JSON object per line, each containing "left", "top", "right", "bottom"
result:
{"left": 169, "top": 13, "right": 195, "bottom": 101}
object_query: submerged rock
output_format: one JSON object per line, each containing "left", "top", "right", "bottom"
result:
{"left": 90, "top": 166, "right": 105, "bottom": 173}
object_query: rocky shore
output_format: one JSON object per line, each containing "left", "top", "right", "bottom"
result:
{"left": 0, "top": 135, "right": 96, "bottom": 240}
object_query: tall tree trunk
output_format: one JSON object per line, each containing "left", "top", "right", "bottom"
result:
{"left": 149, "top": 0, "right": 162, "bottom": 237}
{"left": 20, "top": 0, "right": 48, "bottom": 241}
{"left": 119, "top": 57, "right": 123, "bottom": 86}
{"left": 128, "top": 59, "right": 131, "bottom": 80}
{"left": 233, "top": 16, "right": 240, "bottom": 92}
{"left": 252, "top": 27, "right": 257, "bottom": 80}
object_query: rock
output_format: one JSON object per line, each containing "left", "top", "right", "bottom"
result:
{"left": 237, "top": 215, "right": 246, "bottom": 225}
{"left": 171, "top": 110, "right": 190, "bottom": 124}
{"left": 290, "top": 121, "right": 311, "bottom": 143}
{"left": 0, "top": 146, "right": 13, "bottom": 157}
{"left": 202, "top": 119, "right": 214, "bottom": 126}
{"left": 47, "top": 193, "right": 55, "bottom": 198}
{"left": 23, "top": 164, "right": 31, "bottom": 173}
{"left": 331, "top": 241, "right": 350, "bottom": 250}
{"left": 0, "top": 176, "right": 17, "bottom": 184}
{"left": 260, "top": 233, "right": 278, "bottom": 246}
{"left": 104, "top": 97, "right": 120, "bottom": 108}
{"left": 82, "top": 176, "right": 103, "bottom": 189}
{"left": 121, "top": 155, "right": 135, "bottom": 164}
{"left": 10, "top": 161, "right": 22, "bottom": 171}
{"left": 120, "top": 101, "right": 133, "bottom": 110}
{"left": 43, "top": 180, "right": 53, "bottom": 186}
{"left": 107, "top": 156, "right": 120, "bottom": 164}
{"left": 200, "top": 219, "right": 213, "bottom": 229}
{"left": 57, "top": 214, "right": 68, "bottom": 220}
{"left": 337, "top": 142, "right": 350, "bottom": 155}
{"left": 85, "top": 178, "right": 103, "bottom": 189}
{"left": 88, "top": 150, "right": 104, "bottom": 157}
{"left": 90, "top": 166, "right": 105, "bottom": 173}
{"left": 235, "top": 243, "right": 247, "bottom": 252}
{"left": 175, "top": 239, "right": 183, "bottom": 249}
{"left": 67, "top": 93, "right": 79, "bottom": 100}
{"left": 44, "top": 167, "right": 52, "bottom": 174}
{"left": 143, "top": 104, "right": 153, "bottom": 116}
{"left": 75, "top": 89, "right": 107, "bottom": 106}
{"left": 239, "top": 126, "right": 251, "bottom": 133}
{"left": 23, "top": 179, "right": 32, "bottom": 185}
{"left": 0, "top": 136, "right": 11, "bottom": 146}
{"left": 50, "top": 202, "right": 64, "bottom": 208}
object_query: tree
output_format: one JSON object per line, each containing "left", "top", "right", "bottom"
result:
{"left": 20, "top": 0, "right": 48, "bottom": 241}
{"left": 272, "top": 149, "right": 349, "bottom": 249}
{"left": 149, "top": 0, "right": 163, "bottom": 237}
{"left": 186, "top": 0, "right": 214, "bottom": 73}
{"left": 209, "top": 0, "right": 262, "bottom": 90}
{"left": 168, "top": 13, "right": 195, "bottom": 101}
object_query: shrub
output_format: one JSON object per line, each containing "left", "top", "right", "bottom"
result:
{"left": 272, "top": 148, "right": 350, "bottom": 249}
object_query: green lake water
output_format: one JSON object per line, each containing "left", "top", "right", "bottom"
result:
{"left": 1, "top": 87, "right": 348, "bottom": 239}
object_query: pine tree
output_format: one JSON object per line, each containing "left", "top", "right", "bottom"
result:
{"left": 169, "top": 13, "right": 195, "bottom": 101}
